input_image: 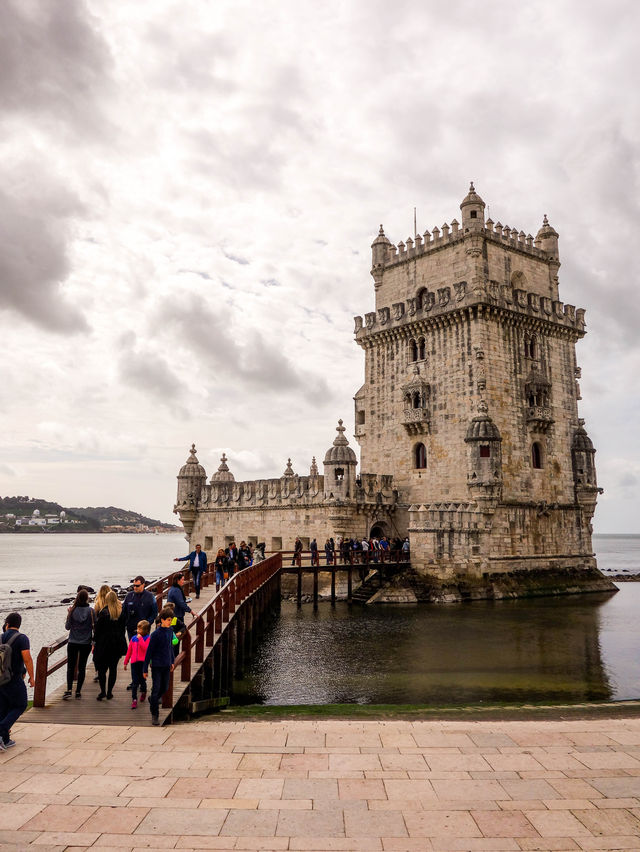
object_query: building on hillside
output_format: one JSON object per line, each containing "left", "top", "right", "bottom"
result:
{"left": 174, "top": 185, "right": 614, "bottom": 601}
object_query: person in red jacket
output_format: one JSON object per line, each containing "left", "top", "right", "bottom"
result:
{"left": 123, "top": 620, "right": 151, "bottom": 709}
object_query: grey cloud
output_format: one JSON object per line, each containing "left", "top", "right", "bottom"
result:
{"left": 0, "top": 179, "right": 89, "bottom": 333}
{"left": 154, "top": 294, "right": 329, "bottom": 397}
{"left": 0, "top": 0, "right": 113, "bottom": 135}
{"left": 223, "top": 252, "right": 250, "bottom": 266}
{"left": 117, "top": 337, "right": 183, "bottom": 403}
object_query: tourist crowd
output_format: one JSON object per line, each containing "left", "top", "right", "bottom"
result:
{"left": 300, "top": 535, "right": 410, "bottom": 566}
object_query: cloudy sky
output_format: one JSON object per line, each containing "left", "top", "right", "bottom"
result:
{"left": 0, "top": 0, "right": 638, "bottom": 533}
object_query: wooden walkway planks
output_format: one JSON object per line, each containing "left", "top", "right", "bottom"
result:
{"left": 23, "top": 581, "right": 221, "bottom": 728}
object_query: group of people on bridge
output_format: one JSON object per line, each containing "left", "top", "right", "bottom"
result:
{"left": 296, "top": 535, "right": 411, "bottom": 566}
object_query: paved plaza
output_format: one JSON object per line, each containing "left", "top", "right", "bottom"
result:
{"left": 3, "top": 716, "right": 640, "bottom": 850}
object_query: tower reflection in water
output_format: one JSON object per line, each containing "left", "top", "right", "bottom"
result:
{"left": 234, "top": 593, "right": 614, "bottom": 706}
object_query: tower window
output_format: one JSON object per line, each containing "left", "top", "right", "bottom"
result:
{"left": 356, "top": 410, "right": 365, "bottom": 425}
{"left": 470, "top": 210, "right": 477, "bottom": 219}
{"left": 418, "top": 337, "right": 426, "bottom": 360}
{"left": 409, "top": 339, "right": 418, "bottom": 362}
{"left": 524, "top": 334, "right": 537, "bottom": 359}
{"left": 335, "top": 468, "right": 344, "bottom": 481}
{"left": 414, "top": 443, "right": 427, "bottom": 469}
{"left": 531, "top": 442, "right": 543, "bottom": 469}
{"left": 479, "top": 445, "right": 491, "bottom": 458}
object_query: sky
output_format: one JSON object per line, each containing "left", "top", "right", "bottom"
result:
{"left": 0, "top": 0, "right": 638, "bottom": 532}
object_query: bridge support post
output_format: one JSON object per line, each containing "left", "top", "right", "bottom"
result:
{"left": 313, "top": 568, "right": 318, "bottom": 611}
{"left": 297, "top": 569, "right": 302, "bottom": 608}
{"left": 331, "top": 569, "right": 336, "bottom": 606}
{"left": 227, "top": 627, "right": 236, "bottom": 695}
{"left": 347, "top": 567, "right": 353, "bottom": 603}
{"left": 236, "top": 613, "right": 245, "bottom": 678}
{"left": 213, "top": 641, "right": 223, "bottom": 698}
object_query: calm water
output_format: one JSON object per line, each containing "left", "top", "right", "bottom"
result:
{"left": 0, "top": 532, "right": 638, "bottom": 706}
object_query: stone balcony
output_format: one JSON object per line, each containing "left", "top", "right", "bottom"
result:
{"left": 402, "top": 407, "right": 430, "bottom": 435}
{"left": 526, "top": 405, "right": 554, "bottom": 431}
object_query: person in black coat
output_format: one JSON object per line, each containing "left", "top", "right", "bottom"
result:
{"left": 93, "top": 591, "right": 127, "bottom": 700}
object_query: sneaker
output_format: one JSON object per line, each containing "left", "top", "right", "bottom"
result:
{"left": 4, "top": 739, "right": 16, "bottom": 748}
{"left": 62, "top": 690, "right": 72, "bottom": 701}
{"left": 140, "top": 691, "right": 147, "bottom": 703}
{"left": 106, "top": 693, "right": 113, "bottom": 700}
{"left": 96, "top": 692, "right": 106, "bottom": 701}
{"left": 0, "top": 741, "right": 6, "bottom": 751}
{"left": 151, "top": 715, "right": 160, "bottom": 726}
{"left": 75, "top": 692, "right": 82, "bottom": 699}
{"left": 131, "top": 699, "right": 137, "bottom": 709}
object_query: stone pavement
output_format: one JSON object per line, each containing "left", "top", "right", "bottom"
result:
{"left": 3, "top": 717, "right": 640, "bottom": 850}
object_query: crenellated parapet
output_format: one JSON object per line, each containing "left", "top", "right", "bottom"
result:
{"left": 354, "top": 281, "right": 586, "bottom": 342}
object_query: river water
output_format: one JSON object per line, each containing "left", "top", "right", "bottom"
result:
{"left": 0, "top": 533, "right": 638, "bottom": 706}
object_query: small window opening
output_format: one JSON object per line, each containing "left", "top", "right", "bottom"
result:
{"left": 479, "top": 445, "right": 491, "bottom": 458}
{"left": 414, "top": 443, "right": 427, "bottom": 469}
{"left": 418, "top": 338, "right": 426, "bottom": 359}
{"left": 412, "top": 391, "right": 420, "bottom": 409}
{"left": 356, "top": 410, "right": 365, "bottom": 425}
{"left": 409, "top": 339, "right": 418, "bottom": 362}
{"left": 470, "top": 210, "right": 477, "bottom": 219}
{"left": 335, "top": 468, "right": 344, "bottom": 481}
{"left": 532, "top": 442, "right": 543, "bottom": 469}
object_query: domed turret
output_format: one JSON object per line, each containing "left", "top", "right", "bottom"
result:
{"left": 460, "top": 181, "right": 485, "bottom": 233}
{"left": 176, "top": 444, "right": 207, "bottom": 505}
{"left": 370, "top": 225, "right": 391, "bottom": 289}
{"left": 572, "top": 423, "right": 597, "bottom": 488}
{"left": 323, "top": 419, "right": 357, "bottom": 499}
{"left": 210, "top": 453, "right": 235, "bottom": 483}
{"left": 535, "top": 214, "right": 559, "bottom": 260}
{"left": 465, "top": 401, "right": 502, "bottom": 503}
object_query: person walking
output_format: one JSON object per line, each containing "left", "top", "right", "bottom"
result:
{"left": 0, "top": 612, "right": 34, "bottom": 750}
{"left": 225, "top": 542, "right": 238, "bottom": 579}
{"left": 310, "top": 538, "right": 319, "bottom": 566}
{"left": 167, "top": 573, "right": 199, "bottom": 625}
{"left": 122, "top": 577, "right": 158, "bottom": 641}
{"left": 174, "top": 544, "right": 207, "bottom": 599}
{"left": 123, "top": 620, "right": 150, "bottom": 709}
{"left": 93, "top": 590, "right": 127, "bottom": 701}
{"left": 143, "top": 606, "right": 176, "bottom": 726}
{"left": 214, "top": 548, "right": 226, "bottom": 589}
{"left": 63, "top": 589, "right": 94, "bottom": 700}
{"left": 291, "top": 536, "right": 302, "bottom": 566}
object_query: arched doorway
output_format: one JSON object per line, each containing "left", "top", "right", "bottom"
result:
{"left": 370, "top": 522, "right": 388, "bottom": 539}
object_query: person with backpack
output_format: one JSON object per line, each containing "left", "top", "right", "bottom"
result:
{"left": 0, "top": 612, "right": 34, "bottom": 750}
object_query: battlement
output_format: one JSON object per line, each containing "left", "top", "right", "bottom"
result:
{"left": 380, "top": 221, "right": 550, "bottom": 271}
{"left": 354, "top": 281, "right": 585, "bottom": 340}
{"left": 175, "top": 472, "right": 397, "bottom": 512}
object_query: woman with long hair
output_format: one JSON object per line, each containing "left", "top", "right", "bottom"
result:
{"left": 167, "top": 572, "right": 195, "bottom": 624}
{"left": 93, "top": 590, "right": 127, "bottom": 700}
{"left": 63, "top": 589, "right": 94, "bottom": 700}
{"left": 214, "top": 548, "right": 226, "bottom": 589}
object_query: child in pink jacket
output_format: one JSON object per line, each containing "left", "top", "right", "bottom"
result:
{"left": 123, "top": 620, "right": 151, "bottom": 709}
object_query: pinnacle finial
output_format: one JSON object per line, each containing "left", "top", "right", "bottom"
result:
{"left": 310, "top": 456, "right": 319, "bottom": 476}
{"left": 469, "top": 181, "right": 475, "bottom": 192}
{"left": 283, "top": 458, "right": 295, "bottom": 476}
{"left": 191, "top": 443, "right": 196, "bottom": 453}
{"left": 217, "top": 453, "right": 229, "bottom": 472}
{"left": 543, "top": 213, "right": 549, "bottom": 226}
{"left": 379, "top": 224, "right": 384, "bottom": 235}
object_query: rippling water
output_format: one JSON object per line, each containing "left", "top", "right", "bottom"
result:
{"left": 232, "top": 535, "right": 640, "bottom": 706}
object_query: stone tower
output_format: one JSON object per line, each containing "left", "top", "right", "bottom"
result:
{"left": 353, "top": 184, "right": 609, "bottom": 589}
{"left": 175, "top": 444, "right": 207, "bottom": 538}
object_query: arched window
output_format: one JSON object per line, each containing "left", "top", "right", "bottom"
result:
{"left": 414, "top": 443, "right": 427, "bottom": 469}
{"left": 409, "top": 339, "right": 418, "bottom": 362}
{"left": 531, "top": 442, "right": 543, "bottom": 469}
{"left": 412, "top": 391, "right": 420, "bottom": 409}
{"left": 418, "top": 337, "right": 426, "bottom": 359}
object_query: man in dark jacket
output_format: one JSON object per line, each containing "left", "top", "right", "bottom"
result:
{"left": 123, "top": 576, "right": 158, "bottom": 641}
{"left": 0, "top": 612, "right": 34, "bottom": 750}
{"left": 174, "top": 544, "right": 207, "bottom": 599}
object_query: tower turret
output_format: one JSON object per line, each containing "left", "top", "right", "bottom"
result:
{"left": 460, "top": 181, "right": 485, "bottom": 233}
{"left": 535, "top": 214, "right": 559, "bottom": 260}
{"left": 323, "top": 420, "right": 357, "bottom": 499}
{"left": 464, "top": 401, "right": 503, "bottom": 507}
{"left": 210, "top": 453, "right": 234, "bottom": 483}
{"left": 174, "top": 444, "right": 207, "bottom": 539}
{"left": 370, "top": 225, "right": 391, "bottom": 290}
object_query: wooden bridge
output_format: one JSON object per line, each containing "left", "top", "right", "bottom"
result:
{"left": 24, "top": 554, "right": 282, "bottom": 727}
{"left": 23, "top": 550, "right": 409, "bottom": 727}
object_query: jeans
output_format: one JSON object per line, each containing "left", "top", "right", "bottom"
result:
{"left": 128, "top": 661, "right": 144, "bottom": 699}
{"left": 216, "top": 569, "right": 225, "bottom": 588}
{"left": 0, "top": 678, "right": 28, "bottom": 743}
{"left": 66, "top": 642, "right": 92, "bottom": 692}
{"left": 192, "top": 569, "right": 204, "bottom": 596}
{"left": 149, "top": 665, "right": 171, "bottom": 717}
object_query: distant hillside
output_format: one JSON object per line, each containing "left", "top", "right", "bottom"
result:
{"left": 0, "top": 496, "right": 180, "bottom": 533}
